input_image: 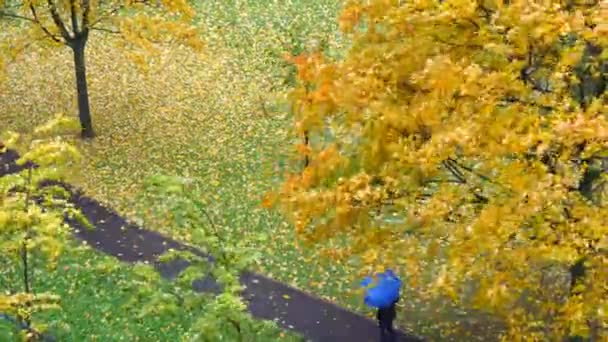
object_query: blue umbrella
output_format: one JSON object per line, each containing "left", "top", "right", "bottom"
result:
{"left": 360, "top": 269, "right": 401, "bottom": 308}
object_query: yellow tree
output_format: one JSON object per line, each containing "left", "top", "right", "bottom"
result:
{"left": 1, "top": 116, "right": 85, "bottom": 340}
{"left": 273, "top": 0, "right": 607, "bottom": 340}
{"left": 0, "top": 0, "right": 203, "bottom": 138}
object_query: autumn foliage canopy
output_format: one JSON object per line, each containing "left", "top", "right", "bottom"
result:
{"left": 274, "top": 0, "right": 607, "bottom": 339}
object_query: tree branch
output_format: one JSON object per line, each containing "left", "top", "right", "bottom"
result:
{"left": 81, "top": 0, "right": 90, "bottom": 29}
{"left": 448, "top": 157, "right": 515, "bottom": 194}
{"left": 500, "top": 96, "right": 555, "bottom": 112}
{"left": 89, "top": 26, "right": 120, "bottom": 34}
{"left": 0, "top": 10, "right": 35, "bottom": 22}
{"left": 227, "top": 317, "right": 243, "bottom": 342}
{"left": 190, "top": 197, "right": 230, "bottom": 265}
{"left": 442, "top": 160, "right": 466, "bottom": 183}
{"left": 20, "top": 166, "right": 33, "bottom": 329}
{"left": 432, "top": 33, "right": 484, "bottom": 49}
{"left": 464, "top": 17, "right": 480, "bottom": 31}
{"left": 46, "top": 0, "right": 73, "bottom": 42}
{"left": 442, "top": 159, "right": 490, "bottom": 203}
{"left": 424, "top": 178, "right": 465, "bottom": 185}
{"left": 447, "top": 158, "right": 492, "bottom": 183}
{"left": 0, "top": 7, "right": 59, "bottom": 43}
{"left": 519, "top": 44, "right": 554, "bottom": 94}
{"left": 21, "top": 3, "right": 61, "bottom": 43}
{"left": 70, "top": 0, "right": 80, "bottom": 36}
{"left": 89, "top": 0, "right": 148, "bottom": 29}
{"left": 476, "top": 3, "right": 493, "bottom": 21}
{"left": 88, "top": 6, "right": 119, "bottom": 28}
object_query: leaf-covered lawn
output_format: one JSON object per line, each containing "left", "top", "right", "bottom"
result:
{"left": 1, "top": 0, "right": 502, "bottom": 340}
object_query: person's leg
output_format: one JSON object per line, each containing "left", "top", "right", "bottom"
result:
{"left": 385, "top": 319, "right": 396, "bottom": 342}
{"left": 379, "top": 321, "right": 389, "bottom": 342}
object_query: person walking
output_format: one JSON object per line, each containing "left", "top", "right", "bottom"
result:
{"left": 360, "top": 269, "right": 402, "bottom": 342}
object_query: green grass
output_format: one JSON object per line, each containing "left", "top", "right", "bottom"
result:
{"left": 1, "top": 0, "right": 504, "bottom": 340}
{"left": 0, "top": 244, "right": 301, "bottom": 341}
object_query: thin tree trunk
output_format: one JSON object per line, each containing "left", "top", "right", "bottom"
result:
{"left": 71, "top": 38, "right": 94, "bottom": 138}
{"left": 20, "top": 165, "right": 33, "bottom": 329}
{"left": 304, "top": 130, "right": 310, "bottom": 168}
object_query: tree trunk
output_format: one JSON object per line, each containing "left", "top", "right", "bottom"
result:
{"left": 303, "top": 130, "right": 310, "bottom": 168}
{"left": 71, "top": 37, "right": 94, "bottom": 138}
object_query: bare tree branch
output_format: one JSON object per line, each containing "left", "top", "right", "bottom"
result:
{"left": 442, "top": 160, "right": 466, "bottom": 184}
{"left": 448, "top": 157, "right": 515, "bottom": 194}
{"left": 0, "top": 6, "right": 62, "bottom": 43}
{"left": 87, "top": 4, "right": 120, "bottom": 29}
{"left": 89, "top": 26, "right": 119, "bottom": 34}
{"left": 0, "top": 10, "right": 35, "bottom": 22}
{"left": 69, "top": 0, "right": 80, "bottom": 35}
{"left": 500, "top": 95, "right": 555, "bottom": 112}
{"left": 447, "top": 158, "right": 492, "bottom": 183}
{"left": 442, "top": 159, "right": 490, "bottom": 203}
{"left": 81, "top": 0, "right": 90, "bottom": 29}
{"left": 28, "top": 5, "right": 62, "bottom": 43}
{"left": 46, "top": 0, "right": 73, "bottom": 42}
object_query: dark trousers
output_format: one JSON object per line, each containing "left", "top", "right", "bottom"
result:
{"left": 379, "top": 320, "right": 396, "bottom": 342}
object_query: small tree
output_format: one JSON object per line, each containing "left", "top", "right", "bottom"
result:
{"left": 0, "top": 0, "right": 203, "bottom": 138}
{"left": 1, "top": 115, "right": 87, "bottom": 340}
{"left": 140, "top": 174, "right": 295, "bottom": 341}
{"left": 273, "top": 0, "right": 607, "bottom": 340}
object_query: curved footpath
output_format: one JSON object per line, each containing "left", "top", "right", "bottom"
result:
{"left": 1, "top": 149, "right": 424, "bottom": 342}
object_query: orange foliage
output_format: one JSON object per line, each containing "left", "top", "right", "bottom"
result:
{"left": 276, "top": 0, "right": 608, "bottom": 340}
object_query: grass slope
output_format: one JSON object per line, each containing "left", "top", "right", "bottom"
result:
{"left": 1, "top": 0, "right": 501, "bottom": 340}
{"left": 0, "top": 244, "right": 300, "bottom": 341}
